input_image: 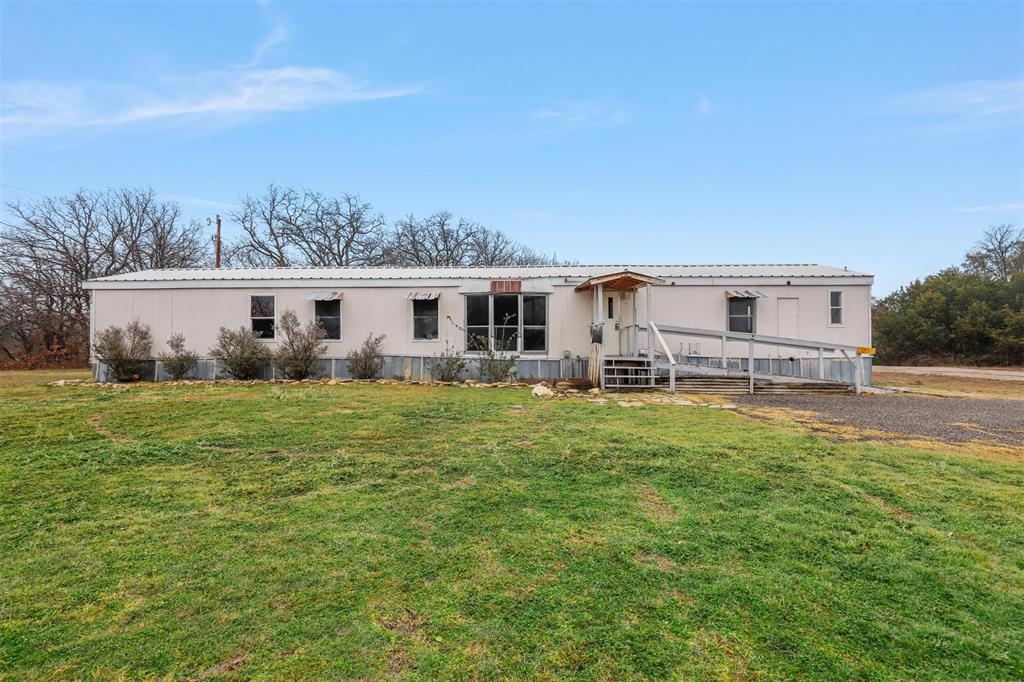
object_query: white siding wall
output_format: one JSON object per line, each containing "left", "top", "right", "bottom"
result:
{"left": 90, "top": 280, "right": 872, "bottom": 359}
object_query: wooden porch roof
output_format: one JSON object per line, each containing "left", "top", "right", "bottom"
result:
{"left": 573, "top": 269, "right": 665, "bottom": 292}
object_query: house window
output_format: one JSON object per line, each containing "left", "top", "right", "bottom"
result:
{"left": 829, "top": 290, "right": 844, "bottom": 326}
{"left": 727, "top": 297, "right": 755, "bottom": 333}
{"left": 316, "top": 299, "right": 341, "bottom": 340}
{"left": 464, "top": 293, "right": 547, "bottom": 353}
{"left": 412, "top": 298, "right": 439, "bottom": 340}
{"left": 251, "top": 295, "right": 275, "bottom": 339}
{"left": 522, "top": 294, "right": 546, "bottom": 351}
{"left": 607, "top": 296, "right": 615, "bottom": 319}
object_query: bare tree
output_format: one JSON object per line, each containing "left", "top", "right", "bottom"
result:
{"left": 964, "top": 223, "right": 1024, "bottom": 281}
{"left": 225, "top": 185, "right": 386, "bottom": 267}
{"left": 383, "top": 211, "right": 560, "bottom": 267}
{"left": 384, "top": 212, "right": 478, "bottom": 266}
{"left": 0, "top": 188, "right": 210, "bottom": 361}
{"left": 225, "top": 184, "right": 295, "bottom": 267}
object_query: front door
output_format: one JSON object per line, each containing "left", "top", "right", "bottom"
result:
{"left": 776, "top": 297, "right": 799, "bottom": 357}
{"left": 605, "top": 292, "right": 621, "bottom": 355}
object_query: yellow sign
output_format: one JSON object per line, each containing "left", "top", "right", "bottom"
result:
{"left": 857, "top": 346, "right": 875, "bottom": 356}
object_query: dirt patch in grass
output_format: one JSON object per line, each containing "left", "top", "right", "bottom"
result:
{"left": 637, "top": 485, "right": 677, "bottom": 521}
{"left": 377, "top": 606, "right": 428, "bottom": 638}
{"left": 194, "top": 652, "right": 247, "bottom": 680}
{"left": 635, "top": 550, "right": 679, "bottom": 571}
{"left": 87, "top": 413, "right": 134, "bottom": 444}
{"left": 446, "top": 474, "right": 476, "bottom": 489}
{"left": 836, "top": 482, "right": 910, "bottom": 520}
{"left": 687, "top": 630, "right": 754, "bottom": 680}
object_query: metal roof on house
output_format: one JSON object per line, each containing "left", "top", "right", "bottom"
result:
{"left": 84, "top": 264, "right": 871, "bottom": 286}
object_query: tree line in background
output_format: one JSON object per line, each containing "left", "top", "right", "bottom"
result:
{"left": 0, "top": 185, "right": 561, "bottom": 366}
{"left": 873, "top": 223, "right": 1024, "bottom": 366}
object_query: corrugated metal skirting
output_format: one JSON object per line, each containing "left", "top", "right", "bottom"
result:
{"left": 93, "top": 356, "right": 591, "bottom": 383}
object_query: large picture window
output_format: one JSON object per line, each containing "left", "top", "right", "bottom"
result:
{"left": 464, "top": 293, "right": 547, "bottom": 353}
{"left": 727, "top": 297, "right": 755, "bottom": 333}
{"left": 412, "top": 298, "right": 439, "bottom": 340}
{"left": 251, "top": 295, "right": 275, "bottom": 339}
{"left": 316, "top": 299, "right": 341, "bottom": 340}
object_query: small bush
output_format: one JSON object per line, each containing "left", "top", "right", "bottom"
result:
{"left": 210, "top": 327, "right": 270, "bottom": 379}
{"left": 93, "top": 321, "right": 152, "bottom": 382}
{"left": 272, "top": 309, "right": 327, "bottom": 380}
{"left": 471, "top": 331, "right": 518, "bottom": 383}
{"left": 434, "top": 341, "right": 467, "bottom": 382}
{"left": 347, "top": 333, "right": 386, "bottom": 380}
{"left": 158, "top": 333, "right": 199, "bottom": 380}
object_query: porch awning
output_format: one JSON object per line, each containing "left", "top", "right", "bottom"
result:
{"left": 304, "top": 291, "right": 344, "bottom": 301}
{"left": 574, "top": 269, "right": 665, "bottom": 292}
{"left": 407, "top": 291, "right": 440, "bottom": 300}
{"left": 725, "top": 289, "right": 767, "bottom": 299}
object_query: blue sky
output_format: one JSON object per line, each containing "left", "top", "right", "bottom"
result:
{"left": 1, "top": 1, "right": 1022, "bottom": 295}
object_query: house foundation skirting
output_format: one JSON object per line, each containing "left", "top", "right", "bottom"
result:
{"left": 92, "top": 355, "right": 591, "bottom": 383}
{"left": 91, "top": 353, "right": 872, "bottom": 385}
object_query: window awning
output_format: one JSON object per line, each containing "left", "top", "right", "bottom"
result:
{"left": 304, "top": 291, "right": 344, "bottom": 301}
{"left": 407, "top": 291, "right": 440, "bottom": 301}
{"left": 725, "top": 289, "right": 767, "bottom": 299}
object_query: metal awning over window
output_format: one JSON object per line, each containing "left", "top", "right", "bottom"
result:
{"left": 725, "top": 289, "right": 767, "bottom": 299}
{"left": 304, "top": 291, "right": 344, "bottom": 301}
{"left": 407, "top": 291, "right": 440, "bottom": 301}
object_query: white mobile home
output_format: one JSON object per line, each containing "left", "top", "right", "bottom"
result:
{"left": 83, "top": 264, "right": 874, "bottom": 389}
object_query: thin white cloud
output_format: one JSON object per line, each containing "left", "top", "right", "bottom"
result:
{"left": 956, "top": 202, "right": 1024, "bottom": 213}
{"left": 0, "top": 0, "right": 418, "bottom": 139}
{"left": 697, "top": 94, "right": 712, "bottom": 115}
{"left": 887, "top": 80, "right": 1024, "bottom": 137}
{"left": 244, "top": 0, "right": 290, "bottom": 67}
{"left": 1, "top": 68, "right": 419, "bottom": 138}
{"left": 531, "top": 101, "right": 629, "bottom": 130}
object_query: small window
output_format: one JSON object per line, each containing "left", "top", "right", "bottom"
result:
{"left": 523, "top": 295, "right": 547, "bottom": 352}
{"left": 251, "top": 295, "right": 275, "bottom": 339}
{"left": 316, "top": 299, "right": 341, "bottom": 340}
{"left": 466, "top": 294, "right": 489, "bottom": 350}
{"left": 607, "top": 296, "right": 614, "bottom": 320}
{"left": 829, "top": 290, "right": 843, "bottom": 326}
{"left": 727, "top": 297, "right": 755, "bottom": 333}
{"left": 412, "top": 298, "right": 439, "bottom": 340}
{"left": 492, "top": 294, "right": 519, "bottom": 352}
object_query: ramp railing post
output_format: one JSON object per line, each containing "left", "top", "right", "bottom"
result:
{"left": 645, "top": 283, "right": 654, "bottom": 362}
{"left": 748, "top": 338, "right": 755, "bottom": 394}
{"left": 721, "top": 334, "right": 727, "bottom": 370}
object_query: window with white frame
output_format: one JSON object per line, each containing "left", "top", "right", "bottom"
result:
{"left": 412, "top": 298, "right": 439, "bottom": 340}
{"left": 829, "top": 290, "right": 843, "bottom": 326}
{"left": 464, "top": 293, "right": 547, "bottom": 352}
{"left": 250, "top": 295, "right": 275, "bottom": 339}
{"left": 316, "top": 299, "right": 341, "bottom": 340}
{"left": 727, "top": 297, "right": 755, "bottom": 333}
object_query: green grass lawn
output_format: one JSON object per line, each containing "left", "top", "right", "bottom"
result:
{"left": 1, "top": 372, "right": 1022, "bottom": 680}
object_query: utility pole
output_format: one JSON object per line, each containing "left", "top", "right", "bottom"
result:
{"left": 215, "top": 214, "right": 222, "bottom": 268}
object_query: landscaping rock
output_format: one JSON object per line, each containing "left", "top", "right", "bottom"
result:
{"left": 532, "top": 385, "right": 555, "bottom": 398}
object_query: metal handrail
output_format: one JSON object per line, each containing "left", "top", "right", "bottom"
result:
{"left": 642, "top": 322, "right": 867, "bottom": 394}
{"left": 648, "top": 322, "right": 677, "bottom": 392}
{"left": 641, "top": 323, "right": 862, "bottom": 354}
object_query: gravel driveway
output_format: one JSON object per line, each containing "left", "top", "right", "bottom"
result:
{"left": 734, "top": 394, "right": 1024, "bottom": 446}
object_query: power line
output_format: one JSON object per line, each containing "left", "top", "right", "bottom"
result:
{"left": 0, "top": 182, "right": 46, "bottom": 196}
